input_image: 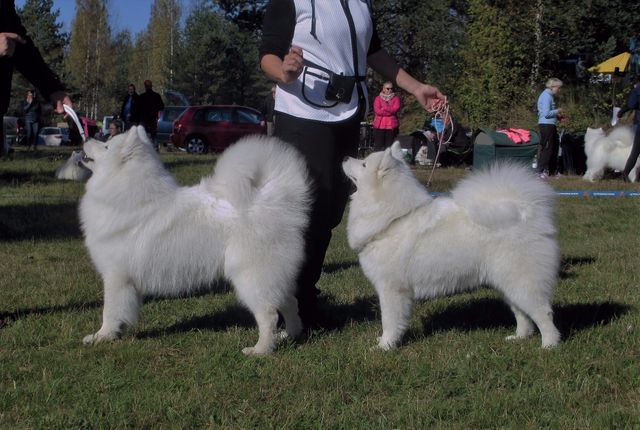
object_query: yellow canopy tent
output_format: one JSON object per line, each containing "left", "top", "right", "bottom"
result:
{"left": 588, "top": 52, "right": 632, "bottom": 112}
{"left": 588, "top": 52, "right": 631, "bottom": 74}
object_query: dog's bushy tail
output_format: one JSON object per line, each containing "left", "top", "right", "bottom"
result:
{"left": 606, "top": 126, "right": 634, "bottom": 149}
{"left": 451, "top": 162, "right": 556, "bottom": 234}
{"left": 204, "top": 136, "right": 312, "bottom": 276}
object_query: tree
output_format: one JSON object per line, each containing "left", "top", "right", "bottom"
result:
{"left": 146, "top": 0, "right": 182, "bottom": 92}
{"left": 454, "top": 0, "right": 537, "bottom": 129}
{"left": 9, "top": 0, "right": 68, "bottom": 117}
{"left": 173, "top": 3, "right": 268, "bottom": 107}
{"left": 66, "top": 0, "right": 113, "bottom": 119}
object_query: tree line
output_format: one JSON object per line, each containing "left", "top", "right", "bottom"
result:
{"left": 9, "top": 0, "right": 640, "bottom": 133}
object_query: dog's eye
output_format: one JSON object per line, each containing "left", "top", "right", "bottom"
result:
{"left": 362, "top": 162, "right": 366, "bottom": 168}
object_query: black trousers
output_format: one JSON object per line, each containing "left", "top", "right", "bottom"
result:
{"left": 274, "top": 111, "right": 361, "bottom": 325}
{"left": 373, "top": 127, "right": 398, "bottom": 151}
{"left": 538, "top": 124, "right": 559, "bottom": 174}
{"left": 623, "top": 125, "right": 640, "bottom": 178}
{"left": 25, "top": 121, "right": 39, "bottom": 149}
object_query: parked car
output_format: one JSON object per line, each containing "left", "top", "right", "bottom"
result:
{"left": 157, "top": 106, "right": 187, "bottom": 145}
{"left": 170, "top": 105, "right": 266, "bottom": 153}
{"left": 38, "top": 126, "right": 71, "bottom": 146}
{"left": 3, "top": 115, "right": 22, "bottom": 147}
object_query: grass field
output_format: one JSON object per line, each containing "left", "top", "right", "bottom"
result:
{"left": 1, "top": 145, "right": 639, "bottom": 429}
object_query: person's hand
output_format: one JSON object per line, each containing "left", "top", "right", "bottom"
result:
{"left": 49, "top": 91, "right": 72, "bottom": 114}
{"left": 412, "top": 83, "right": 446, "bottom": 112}
{"left": 282, "top": 46, "right": 304, "bottom": 84}
{"left": 0, "top": 32, "right": 25, "bottom": 57}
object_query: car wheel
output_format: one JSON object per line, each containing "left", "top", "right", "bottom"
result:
{"left": 186, "top": 136, "right": 206, "bottom": 154}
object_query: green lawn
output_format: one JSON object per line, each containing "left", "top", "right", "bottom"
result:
{"left": 1, "top": 146, "right": 639, "bottom": 429}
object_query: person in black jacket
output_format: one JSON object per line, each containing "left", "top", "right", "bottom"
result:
{"left": 120, "top": 83, "right": 139, "bottom": 130}
{"left": 1, "top": 0, "right": 72, "bottom": 157}
{"left": 137, "top": 79, "right": 164, "bottom": 150}
{"left": 22, "top": 88, "right": 40, "bottom": 150}
{"left": 617, "top": 75, "right": 640, "bottom": 182}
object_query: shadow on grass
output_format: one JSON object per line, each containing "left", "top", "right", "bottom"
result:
{"left": 0, "top": 170, "right": 58, "bottom": 186}
{"left": 0, "top": 300, "right": 103, "bottom": 329}
{"left": 559, "top": 255, "right": 596, "bottom": 279}
{"left": 0, "top": 202, "right": 82, "bottom": 240}
{"left": 134, "top": 293, "right": 381, "bottom": 340}
{"left": 135, "top": 303, "right": 256, "bottom": 340}
{"left": 163, "top": 157, "right": 217, "bottom": 171}
{"left": 323, "top": 261, "right": 359, "bottom": 274}
{"left": 419, "top": 297, "right": 630, "bottom": 341}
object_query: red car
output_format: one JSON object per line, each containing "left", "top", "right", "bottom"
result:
{"left": 170, "top": 105, "right": 266, "bottom": 153}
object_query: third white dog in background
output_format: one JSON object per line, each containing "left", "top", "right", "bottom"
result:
{"left": 343, "top": 142, "right": 561, "bottom": 350}
{"left": 583, "top": 126, "right": 636, "bottom": 182}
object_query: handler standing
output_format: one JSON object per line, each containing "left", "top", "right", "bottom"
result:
{"left": 260, "top": 0, "right": 446, "bottom": 328}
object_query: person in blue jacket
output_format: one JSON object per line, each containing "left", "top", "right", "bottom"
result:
{"left": 617, "top": 75, "right": 640, "bottom": 182}
{"left": 537, "top": 78, "right": 563, "bottom": 179}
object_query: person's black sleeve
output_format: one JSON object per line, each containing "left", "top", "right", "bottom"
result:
{"left": 260, "top": 0, "right": 296, "bottom": 60}
{"left": 6, "top": 5, "right": 65, "bottom": 100}
{"left": 367, "top": 18, "right": 382, "bottom": 56}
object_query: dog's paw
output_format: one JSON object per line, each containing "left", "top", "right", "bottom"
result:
{"left": 82, "top": 332, "right": 118, "bottom": 345}
{"left": 242, "top": 346, "right": 272, "bottom": 356}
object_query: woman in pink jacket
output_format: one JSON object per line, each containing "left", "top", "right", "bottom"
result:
{"left": 372, "top": 81, "right": 401, "bottom": 150}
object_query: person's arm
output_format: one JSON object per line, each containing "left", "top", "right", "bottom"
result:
{"left": 4, "top": 6, "right": 71, "bottom": 112}
{"left": 259, "top": 0, "right": 297, "bottom": 84}
{"left": 367, "top": 49, "right": 445, "bottom": 111}
{"left": 373, "top": 96, "right": 387, "bottom": 116}
{"left": 387, "top": 96, "right": 401, "bottom": 115}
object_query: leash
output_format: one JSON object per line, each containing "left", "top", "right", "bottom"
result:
{"left": 425, "top": 97, "right": 454, "bottom": 187}
{"left": 63, "top": 104, "right": 87, "bottom": 143}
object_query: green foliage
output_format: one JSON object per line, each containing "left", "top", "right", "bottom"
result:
{"left": 172, "top": 3, "right": 268, "bottom": 106}
{"left": 1, "top": 146, "right": 639, "bottom": 428}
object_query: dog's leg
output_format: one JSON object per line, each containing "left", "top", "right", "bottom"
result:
{"left": 375, "top": 285, "right": 414, "bottom": 351}
{"left": 83, "top": 273, "right": 140, "bottom": 344}
{"left": 279, "top": 295, "right": 302, "bottom": 340}
{"left": 504, "top": 291, "right": 560, "bottom": 348}
{"left": 242, "top": 306, "right": 278, "bottom": 355}
{"left": 505, "top": 302, "right": 535, "bottom": 341}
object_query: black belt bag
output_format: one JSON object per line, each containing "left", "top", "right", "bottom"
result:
{"left": 303, "top": 59, "right": 363, "bottom": 105}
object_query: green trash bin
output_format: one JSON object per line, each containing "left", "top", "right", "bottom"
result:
{"left": 472, "top": 128, "right": 540, "bottom": 170}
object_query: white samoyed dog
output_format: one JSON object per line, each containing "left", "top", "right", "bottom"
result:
{"left": 80, "top": 126, "right": 311, "bottom": 355}
{"left": 55, "top": 150, "right": 92, "bottom": 181}
{"left": 583, "top": 126, "right": 636, "bottom": 182}
{"left": 343, "top": 142, "right": 561, "bottom": 350}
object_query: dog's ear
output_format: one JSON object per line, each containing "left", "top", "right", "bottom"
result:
{"left": 378, "top": 147, "right": 401, "bottom": 178}
{"left": 119, "top": 126, "right": 144, "bottom": 161}
{"left": 390, "top": 140, "right": 405, "bottom": 162}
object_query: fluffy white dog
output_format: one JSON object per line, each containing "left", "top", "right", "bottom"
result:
{"left": 343, "top": 142, "right": 561, "bottom": 350}
{"left": 80, "top": 126, "right": 311, "bottom": 355}
{"left": 55, "top": 150, "right": 92, "bottom": 181}
{"left": 583, "top": 126, "right": 636, "bottom": 182}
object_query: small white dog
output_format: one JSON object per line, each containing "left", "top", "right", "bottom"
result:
{"left": 55, "top": 150, "right": 92, "bottom": 181}
{"left": 583, "top": 126, "right": 636, "bottom": 182}
{"left": 80, "top": 126, "right": 311, "bottom": 355}
{"left": 343, "top": 142, "right": 561, "bottom": 350}
{"left": 414, "top": 145, "right": 432, "bottom": 166}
